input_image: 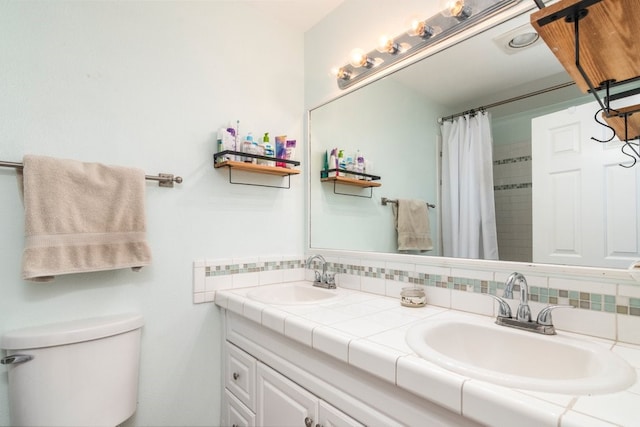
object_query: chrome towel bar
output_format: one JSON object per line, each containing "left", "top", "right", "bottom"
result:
{"left": 381, "top": 197, "right": 435, "bottom": 209}
{"left": 0, "top": 160, "right": 183, "bottom": 188}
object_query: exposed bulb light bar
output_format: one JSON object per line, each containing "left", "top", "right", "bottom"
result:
{"left": 333, "top": 0, "right": 519, "bottom": 90}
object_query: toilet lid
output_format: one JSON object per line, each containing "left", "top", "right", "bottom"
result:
{"left": 0, "top": 312, "right": 144, "bottom": 350}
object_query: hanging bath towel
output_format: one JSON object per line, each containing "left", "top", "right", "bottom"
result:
{"left": 20, "top": 155, "right": 152, "bottom": 282}
{"left": 392, "top": 199, "right": 433, "bottom": 252}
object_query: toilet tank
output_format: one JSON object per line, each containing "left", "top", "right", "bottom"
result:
{"left": 1, "top": 313, "right": 144, "bottom": 427}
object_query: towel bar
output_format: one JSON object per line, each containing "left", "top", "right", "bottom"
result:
{"left": 0, "top": 160, "right": 183, "bottom": 188}
{"left": 381, "top": 197, "right": 436, "bottom": 209}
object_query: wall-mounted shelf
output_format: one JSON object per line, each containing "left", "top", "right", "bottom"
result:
{"left": 320, "top": 176, "right": 381, "bottom": 188}
{"left": 320, "top": 169, "right": 381, "bottom": 198}
{"left": 214, "top": 151, "right": 300, "bottom": 189}
{"left": 531, "top": 0, "right": 640, "bottom": 149}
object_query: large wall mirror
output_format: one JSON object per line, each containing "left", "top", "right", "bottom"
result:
{"left": 308, "top": 7, "right": 636, "bottom": 271}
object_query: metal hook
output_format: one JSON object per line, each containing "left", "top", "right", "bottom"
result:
{"left": 619, "top": 141, "right": 639, "bottom": 168}
{"left": 591, "top": 108, "right": 616, "bottom": 143}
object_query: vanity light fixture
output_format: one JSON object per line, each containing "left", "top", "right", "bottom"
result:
{"left": 333, "top": 0, "right": 519, "bottom": 90}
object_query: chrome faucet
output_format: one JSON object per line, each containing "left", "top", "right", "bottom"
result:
{"left": 504, "top": 272, "right": 532, "bottom": 323}
{"left": 305, "top": 254, "right": 336, "bottom": 289}
{"left": 487, "top": 272, "right": 573, "bottom": 335}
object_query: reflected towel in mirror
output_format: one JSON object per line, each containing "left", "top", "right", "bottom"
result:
{"left": 392, "top": 199, "right": 433, "bottom": 252}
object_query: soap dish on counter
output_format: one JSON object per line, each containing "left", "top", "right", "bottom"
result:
{"left": 401, "top": 287, "right": 426, "bottom": 307}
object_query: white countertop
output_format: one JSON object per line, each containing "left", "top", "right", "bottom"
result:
{"left": 215, "top": 282, "right": 640, "bottom": 427}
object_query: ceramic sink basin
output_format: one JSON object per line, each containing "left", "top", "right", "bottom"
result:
{"left": 406, "top": 318, "right": 636, "bottom": 394}
{"left": 246, "top": 282, "right": 342, "bottom": 305}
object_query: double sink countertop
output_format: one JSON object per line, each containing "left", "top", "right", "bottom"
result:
{"left": 214, "top": 282, "right": 640, "bottom": 427}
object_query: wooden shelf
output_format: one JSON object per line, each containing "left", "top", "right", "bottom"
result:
{"left": 214, "top": 160, "right": 300, "bottom": 176}
{"left": 603, "top": 104, "right": 640, "bottom": 140}
{"left": 321, "top": 176, "right": 381, "bottom": 188}
{"left": 531, "top": 0, "right": 640, "bottom": 93}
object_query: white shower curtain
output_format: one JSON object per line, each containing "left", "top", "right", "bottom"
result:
{"left": 440, "top": 112, "right": 499, "bottom": 260}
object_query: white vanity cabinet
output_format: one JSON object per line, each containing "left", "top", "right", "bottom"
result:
{"left": 221, "top": 310, "right": 480, "bottom": 427}
{"left": 223, "top": 341, "right": 363, "bottom": 427}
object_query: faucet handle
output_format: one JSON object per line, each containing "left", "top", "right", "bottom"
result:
{"left": 485, "top": 293, "right": 512, "bottom": 318}
{"left": 323, "top": 271, "right": 336, "bottom": 286}
{"left": 314, "top": 270, "right": 322, "bottom": 283}
{"left": 536, "top": 305, "right": 575, "bottom": 326}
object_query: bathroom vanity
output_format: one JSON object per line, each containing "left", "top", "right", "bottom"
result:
{"left": 215, "top": 282, "right": 640, "bottom": 427}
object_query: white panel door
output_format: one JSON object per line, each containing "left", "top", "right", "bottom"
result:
{"left": 532, "top": 101, "right": 640, "bottom": 268}
{"left": 318, "top": 400, "right": 365, "bottom": 427}
{"left": 256, "top": 362, "right": 318, "bottom": 427}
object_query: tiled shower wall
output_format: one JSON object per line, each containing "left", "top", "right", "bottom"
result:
{"left": 493, "top": 140, "right": 532, "bottom": 262}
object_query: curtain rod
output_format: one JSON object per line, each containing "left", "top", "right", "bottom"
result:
{"left": 0, "top": 160, "right": 183, "bottom": 187}
{"left": 437, "top": 81, "right": 576, "bottom": 123}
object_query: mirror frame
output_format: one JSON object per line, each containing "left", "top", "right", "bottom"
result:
{"left": 305, "top": 1, "right": 639, "bottom": 285}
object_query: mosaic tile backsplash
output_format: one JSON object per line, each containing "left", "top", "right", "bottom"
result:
{"left": 194, "top": 256, "right": 638, "bottom": 317}
{"left": 330, "top": 262, "right": 637, "bottom": 316}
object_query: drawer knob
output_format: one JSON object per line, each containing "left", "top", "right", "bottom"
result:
{"left": 232, "top": 372, "right": 240, "bottom": 380}
{"left": 304, "top": 416, "right": 313, "bottom": 427}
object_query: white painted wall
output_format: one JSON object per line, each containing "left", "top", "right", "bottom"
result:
{"left": 0, "top": 2, "right": 304, "bottom": 426}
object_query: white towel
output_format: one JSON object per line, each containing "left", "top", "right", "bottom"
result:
{"left": 20, "top": 155, "right": 152, "bottom": 282}
{"left": 392, "top": 199, "right": 433, "bottom": 252}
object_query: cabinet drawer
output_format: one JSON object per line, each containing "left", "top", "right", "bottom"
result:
{"left": 225, "top": 342, "right": 256, "bottom": 411}
{"left": 223, "top": 389, "right": 255, "bottom": 427}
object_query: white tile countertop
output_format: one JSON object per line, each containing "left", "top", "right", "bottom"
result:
{"left": 214, "top": 282, "right": 640, "bottom": 427}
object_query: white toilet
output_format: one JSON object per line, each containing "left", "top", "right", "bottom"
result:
{"left": 1, "top": 313, "right": 144, "bottom": 427}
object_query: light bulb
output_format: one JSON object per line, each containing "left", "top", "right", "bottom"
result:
{"left": 330, "top": 66, "right": 351, "bottom": 80}
{"left": 377, "top": 35, "right": 400, "bottom": 54}
{"left": 407, "top": 18, "right": 435, "bottom": 39}
{"left": 349, "top": 48, "right": 374, "bottom": 68}
{"left": 440, "top": 0, "right": 471, "bottom": 20}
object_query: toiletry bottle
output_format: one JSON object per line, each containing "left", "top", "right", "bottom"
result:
{"left": 275, "top": 135, "right": 287, "bottom": 167}
{"left": 228, "top": 121, "right": 239, "bottom": 160}
{"left": 285, "top": 140, "right": 297, "bottom": 169}
{"left": 216, "top": 127, "right": 235, "bottom": 162}
{"left": 261, "top": 133, "right": 275, "bottom": 166}
{"left": 329, "top": 148, "right": 337, "bottom": 176}
{"left": 345, "top": 152, "right": 355, "bottom": 178}
{"left": 243, "top": 133, "right": 254, "bottom": 162}
{"left": 322, "top": 150, "right": 329, "bottom": 177}
{"left": 338, "top": 150, "right": 346, "bottom": 172}
{"left": 251, "top": 139, "right": 262, "bottom": 164}
{"left": 356, "top": 150, "right": 365, "bottom": 178}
